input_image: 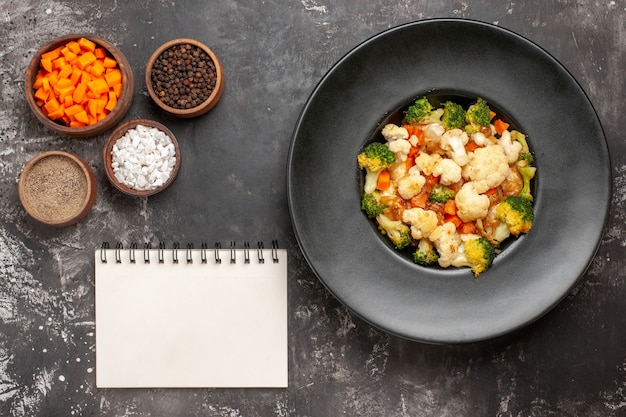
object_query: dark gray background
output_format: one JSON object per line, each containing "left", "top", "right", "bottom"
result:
{"left": 0, "top": 0, "right": 624, "bottom": 416}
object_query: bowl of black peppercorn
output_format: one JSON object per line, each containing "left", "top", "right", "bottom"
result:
{"left": 145, "top": 38, "right": 224, "bottom": 118}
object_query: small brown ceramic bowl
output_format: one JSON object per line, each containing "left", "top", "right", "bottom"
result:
{"left": 18, "top": 151, "right": 97, "bottom": 226}
{"left": 25, "top": 34, "right": 134, "bottom": 138}
{"left": 145, "top": 38, "right": 224, "bottom": 118}
{"left": 103, "top": 119, "right": 181, "bottom": 197}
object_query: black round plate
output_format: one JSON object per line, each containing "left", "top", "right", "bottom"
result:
{"left": 287, "top": 19, "right": 611, "bottom": 344}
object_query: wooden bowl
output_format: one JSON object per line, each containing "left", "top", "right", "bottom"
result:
{"left": 103, "top": 119, "right": 181, "bottom": 197}
{"left": 25, "top": 34, "right": 134, "bottom": 138}
{"left": 18, "top": 151, "right": 97, "bottom": 226}
{"left": 145, "top": 38, "right": 224, "bottom": 118}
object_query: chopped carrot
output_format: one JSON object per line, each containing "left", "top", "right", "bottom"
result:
{"left": 104, "top": 91, "right": 117, "bottom": 111}
{"left": 76, "top": 51, "right": 97, "bottom": 70}
{"left": 93, "top": 47, "right": 107, "bottom": 59}
{"left": 425, "top": 175, "right": 439, "bottom": 187}
{"left": 443, "top": 199, "right": 456, "bottom": 216}
{"left": 444, "top": 214, "right": 463, "bottom": 228}
{"left": 77, "top": 37, "right": 96, "bottom": 52}
{"left": 484, "top": 188, "right": 497, "bottom": 196}
{"left": 493, "top": 119, "right": 510, "bottom": 135}
{"left": 87, "top": 78, "right": 110, "bottom": 96}
{"left": 410, "top": 190, "right": 430, "bottom": 208}
{"left": 465, "top": 141, "right": 480, "bottom": 153}
{"left": 104, "top": 68, "right": 122, "bottom": 87}
{"left": 405, "top": 155, "right": 415, "bottom": 171}
{"left": 40, "top": 57, "right": 53, "bottom": 73}
{"left": 458, "top": 222, "right": 476, "bottom": 234}
{"left": 376, "top": 170, "right": 391, "bottom": 191}
{"left": 489, "top": 110, "right": 496, "bottom": 121}
{"left": 32, "top": 38, "right": 121, "bottom": 126}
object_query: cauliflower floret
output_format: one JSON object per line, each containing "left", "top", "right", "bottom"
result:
{"left": 424, "top": 123, "right": 445, "bottom": 142}
{"left": 381, "top": 124, "right": 409, "bottom": 142}
{"left": 432, "top": 158, "right": 462, "bottom": 185}
{"left": 396, "top": 172, "right": 426, "bottom": 200}
{"left": 462, "top": 145, "right": 509, "bottom": 193}
{"left": 388, "top": 160, "right": 408, "bottom": 181}
{"left": 428, "top": 222, "right": 462, "bottom": 268}
{"left": 387, "top": 138, "right": 412, "bottom": 162}
{"left": 498, "top": 129, "right": 522, "bottom": 164}
{"left": 439, "top": 128, "right": 470, "bottom": 166}
{"left": 470, "top": 131, "right": 489, "bottom": 147}
{"left": 414, "top": 152, "right": 442, "bottom": 176}
{"left": 402, "top": 208, "right": 439, "bottom": 240}
{"left": 455, "top": 182, "right": 490, "bottom": 222}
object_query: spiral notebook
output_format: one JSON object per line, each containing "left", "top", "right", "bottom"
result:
{"left": 94, "top": 241, "right": 288, "bottom": 388}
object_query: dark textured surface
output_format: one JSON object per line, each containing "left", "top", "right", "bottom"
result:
{"left": 0, "top": 1, "right": 624, "bottom": 416}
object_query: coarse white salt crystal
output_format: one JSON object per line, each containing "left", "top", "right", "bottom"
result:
{"left": 111, "top": 125, "right": 177, "bottom": 191}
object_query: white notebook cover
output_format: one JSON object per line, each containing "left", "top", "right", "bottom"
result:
{"left": 95, "top": 246, "right": 288, "bottom": 388}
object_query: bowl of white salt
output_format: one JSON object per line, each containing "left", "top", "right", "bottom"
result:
{"left": 103, "top": 119, "right": 180, "bottom": 197}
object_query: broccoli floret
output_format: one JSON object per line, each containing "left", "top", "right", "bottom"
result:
{"left": 403, "top": 97, "right": 433, "bottom": 124}
{"left": 517, "top": 165, "right": 536, "bottom": 201}
{"left": 358, "top": 142, "right": 396, "bottom": 193}
{"left": 361, "top": 192, "right": 387, "bottom": 218}
{"left": 465, "top": 97, "right": 491, "bottom": 134}
{"left": 495, "top": 195, "right": 534, "bottom": 236}
{"left": 463, "top": 237, "right": 496, "bottom": 277}
{"left": 403, "top": 97, "right": 444, "bottom": 125}
{"left": 376, "top": 213, "right": 412, "bottom": 250}
{"left": 413, "top": 239, "right": 439, "bottom": 266}
{"left": 357, "top": 142, "right": 395, "bottom": 172}
{"left": 428, "top": 184, "right": 456, "bottom": 203}
{"left": 511, "top": 130, "right": 534, "bottom": 167}
{"left": 441, "top": 101, "right": 467, "bottom": 130}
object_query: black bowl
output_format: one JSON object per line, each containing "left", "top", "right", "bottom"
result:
{"left": 287, "top": 19, "right": 610, "bottom": 344}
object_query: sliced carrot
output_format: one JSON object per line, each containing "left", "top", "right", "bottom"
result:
{"left": 489, "top": 110, "right": 496, "bottom": 121}
{"left": 74, "top": 110, "right": 89, "bottom": 124}
{"left": 410, "top": 189, "right": 430, "bottom": 209}
{"left": 444, "top": 214, "right": 463, "bottom": 228}
{"left": 76, "top": 51, "right": 97, "bottom": 70}
{"left": 443, "top": 199, "right": 456, "bottom": 216}
{"left": 104, "top": 68, "right": 122, "bottom": 87}
{"left": 93, "top": 47, "right": 107, "bottom": 59}
{"left": 77, "top": 37, "right": 96, "bottom": 52}
{"left": 458, "top": 222, "right": 476, "bottom": 234}
{"left": 40, "top": 57, "right": 53, "bottom": 73}
{"left": 33, "top": 38, "right": 120, "bottom": 126}
{"left": 465, "top": 141, "right": 480, "bottom": 153}
{"left": 493, "top": 119, "right": 510, "bottom": 135}
{"left": 102, "top": 56, "right": 118, "bottom": 69}
{"left": 87, "top": 78, "right": 110, "bottom": 96}
{"left": 376, "top": 170, "right": 391, "bottom": 191}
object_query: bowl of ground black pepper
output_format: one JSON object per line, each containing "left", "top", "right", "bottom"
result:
{"left": 18, "top": 151, "right": 97, "bottom": 226}
{"left": 146, "top": 38, "right": 224, "bottom": 118}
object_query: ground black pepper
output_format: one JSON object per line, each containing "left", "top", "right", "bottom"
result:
{"left": 22, "top": 155, "right": 88, "bottom": 222}
{"left": 150, "top": 43, "right": 217, "bottom": 110}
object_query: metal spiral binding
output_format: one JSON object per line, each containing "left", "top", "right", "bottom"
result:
{"left": 129, "top": 242, "right": 137, "bottom": 263}
{"left": 158, "top": 242, "right": 166, "bottom": 263}
{"left": 243, "top": 242, "right": 250, "bottom": 264}
{"left": 100, "top": 240, "right": 280, "bottom": 264}
{"left": 257, "top": 241, "right": 265, "bottom": 264}
{"left": 186, "top": 243, "right": 194, "bottom": 264}
{"left": 230, "top": 241, "right": 237, "bottom": 264}
{"left": 144, "top": 242, "right": 151, "bottom": 263}
{"left": 115, "top": 242, "right": 123, "bottom": 263}
{"left": 200, "top": 242, "right": 208, "bottom": 263}
{"left": 172, "top": 242, "right": 180, "bottom": 264}
{"left": 100, "top": 242, "right": 110, "bottom": 263}
{"left": 214, "top": 242, "right": 222, "bottom": 263}
{"left": 272, "top": 240, "right": 279, "bottom": 263}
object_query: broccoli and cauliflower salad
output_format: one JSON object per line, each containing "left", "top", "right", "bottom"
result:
{"left": 358, "top": 97, "right": 536, "bottom": 277}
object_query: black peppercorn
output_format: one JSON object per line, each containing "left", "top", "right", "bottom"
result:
{"left": 150, "top": 43, "right": 217, "bottom": 110}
